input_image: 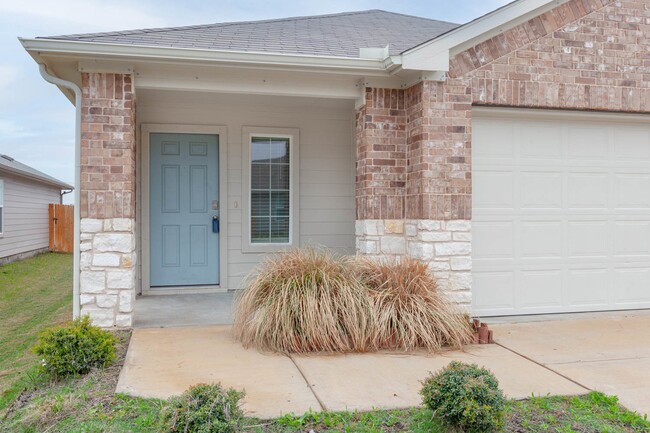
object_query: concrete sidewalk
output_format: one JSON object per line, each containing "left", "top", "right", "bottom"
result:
{"left": 116, "top": 325, "right": 586, "bottom": 419}
{"left": 491, "top": 312, "right": 650, "bottom": 418}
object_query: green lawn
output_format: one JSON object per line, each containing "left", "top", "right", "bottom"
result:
{"left": 1, "top": 252, "right": 649, "bottom": 432}
{"left": 0, "top": 253, "right": 73, "bottom": 407}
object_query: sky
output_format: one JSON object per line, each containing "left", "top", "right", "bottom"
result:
{"left": 0, "top": 0, "right": 511, "bottom": 189}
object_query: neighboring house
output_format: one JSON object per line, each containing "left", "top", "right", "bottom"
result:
{"left": 0, "top": 155, "right": 73, "bottom": 265}
{"left": 20, "top": 0, "right": 650, "bottom": 328}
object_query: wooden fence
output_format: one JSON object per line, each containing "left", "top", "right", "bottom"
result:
{"left": 49, "top": 204, "right": 74, "bottom": 253}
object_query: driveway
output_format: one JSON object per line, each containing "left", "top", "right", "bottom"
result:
{"left": 491, "top": 311, "right": 650, "bottom": 418}
{"left": 116, "top": 312, "right": 649, "bottom": 419}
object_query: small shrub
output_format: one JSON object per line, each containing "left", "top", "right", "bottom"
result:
{"left": 233, "top": 248, "right": 374, "bottom": 353}
{"left": 356, "top": 257, "right": 473, "bottom": 351}
{"left": 421, "top": 361, "right": 506, "bottom": 433}
{"left": 162, "top": 383, "right": 245, "bottom": 433}
{"left": 33, "top": 316, "right": 116, "bottom": 378}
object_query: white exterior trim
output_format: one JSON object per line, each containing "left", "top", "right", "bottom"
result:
{"left": 241, "top": 127, "right": 300, "bottom": 254}
{"left": 20, "top": 38, "right": 389, "bottom": 75}
{"left": 140, "top": 124, "right": 229, "bottom": 294}
{"left": 0, "top": 179, "right": 4, "bottom": 236}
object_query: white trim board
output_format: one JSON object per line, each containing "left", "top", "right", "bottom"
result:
{"left": 140, "top": 124, "right": 229, "bottom": 295}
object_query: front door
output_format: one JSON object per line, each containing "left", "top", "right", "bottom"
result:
{"left": 150, "top": 133, "right": 220, "bottom": 287}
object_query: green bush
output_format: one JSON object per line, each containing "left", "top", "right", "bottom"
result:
{"left": 162, "top": 383, "right": 245, "bottom": 433}
{"left": 421, "top": 361, "right": 506, "bottom": 433}
{"left": 33, "top": 315, "right": 116, "bottom": 378}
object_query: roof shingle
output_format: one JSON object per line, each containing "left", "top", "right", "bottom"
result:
{"left": 40, "top": 10, "right": 459, "bottom": 58}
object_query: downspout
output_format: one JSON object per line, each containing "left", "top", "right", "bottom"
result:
{"left": 38, "top": 64, "right": 81, "bottom": 319}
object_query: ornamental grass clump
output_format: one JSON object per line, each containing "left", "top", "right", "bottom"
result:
{"left": 356, "top": 257, "right": 473, "bottom": 352}
{"left": 233, "top": 248, "right": 375, "bottom": 353}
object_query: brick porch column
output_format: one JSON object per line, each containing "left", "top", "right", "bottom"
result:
{"left": 355, "top": 82, "right": 472, "bottom": 310}
{"left": 78, "top": 73, "right": 136, "bottom": 328}
{"left": 404, "top": 80, "right": 472, "bottom": 307}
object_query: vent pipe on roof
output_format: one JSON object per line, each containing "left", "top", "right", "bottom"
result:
{"left": 38, "top": 63, "right": 81, "bottom": 320}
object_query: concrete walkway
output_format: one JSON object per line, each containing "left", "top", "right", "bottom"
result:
{"left": 116, "top": 325, "right": 586, "bottom": 419}
{"left": 491, "top": 312, "right": 650, "bottom": 418}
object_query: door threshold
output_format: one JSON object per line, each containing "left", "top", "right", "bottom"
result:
{"left": 142, "top": 285, "right": 228, "bottom": 296}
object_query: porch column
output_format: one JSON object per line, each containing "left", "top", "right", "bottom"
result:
{"left": 354, "top": 88, "right": 408, "bottom": 256}
{"left": 404, "top": 80, "right": 473, "bottom": 308}
{"left": 78, "top": 73, "right": 136, "bottom": 328}
{"left": 354, "top": 82, "right": 472, "bottom": 310}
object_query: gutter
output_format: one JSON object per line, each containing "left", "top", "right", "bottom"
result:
{"left": 38, "top": 63, "right": 81, "bottom": 320}
{"left": 20, "top": 38, "right": 388, "bottom": 74}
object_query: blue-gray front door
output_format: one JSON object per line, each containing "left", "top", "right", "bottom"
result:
{"left": 150, "top": 133, "right": 219, "bottom": 287}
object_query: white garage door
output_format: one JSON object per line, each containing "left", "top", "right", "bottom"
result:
{"left": 473, "top": 107, "right": 650, "bottom": 316}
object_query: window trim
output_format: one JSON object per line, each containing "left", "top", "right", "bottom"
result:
{"left": 0, "top": 179, "right": 3, "bottom": 236}
{"left": 241, "top": 127, "right": 299, "bottom": 253}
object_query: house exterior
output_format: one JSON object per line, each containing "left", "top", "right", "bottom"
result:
{"left": 21, "top": 0, "right": 650, "bottom": 327}
{"left": 0, "top": 155, "right": 73, "bottom": 264}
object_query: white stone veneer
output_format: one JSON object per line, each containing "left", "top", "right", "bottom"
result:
{"left": 355, "top": 219, "right": 472, "bottom": 310}
{"left": 79, "top": 218, "right": 136, "bottom": 328}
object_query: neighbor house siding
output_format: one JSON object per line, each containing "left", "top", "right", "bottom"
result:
{"left": 137, "top": 91, "right": 356, "bottom": 290}
{"left": 0, "top": 172, "right": 61, "bottom": 260}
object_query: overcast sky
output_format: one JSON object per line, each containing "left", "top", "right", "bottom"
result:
{"left": 0, "top": 0, "right": 510, "bottom": 186}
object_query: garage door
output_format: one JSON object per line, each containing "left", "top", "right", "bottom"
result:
{"left": 472, "top": 107, "right": 650, "bottom": 316}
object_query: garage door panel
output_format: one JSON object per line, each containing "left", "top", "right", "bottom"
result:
{"left": 567, "top": 221, "right": 608, "bottom": 257}
{"left": 473, "top": 272, "right": 515, "bottom": 312}
{"left": 614, "top": 268, "right": 650, "bottom": 303}
{"left": 473, "top": 108, "right": 650, "bottom": 316}
{"left": 614, "top": 174, "right": 650, "bottom": 208}
{"left": 473, "top": 170, "right": 514, "bottom": 209}
{"left": 520, "top": 123, "right": 563, "bottom": 159}
{"left": 567, "top": 269, "right": 609, "bottom": 307}
{"left": 568, "top": 128, "right": 608, "bottom": 159}
{"left": 613, "top": 222, "right": 650, "bottom": 256}
{"left": 613, "top": 129, "right": 650, "bottom": 161}
{"left": 519, "top": 171, "right": 563, "bottom": 209}
{"left": 473, "top": 221, "right": 514, "bottom": 258}
{"left": 519, "top": 270, "right": 563, "bottom": 308}
{"left": 519, "top": 221, "right": 563, "bottom": 258}
{"left": 567, "top": 173, "right": 609, "bottom": 209}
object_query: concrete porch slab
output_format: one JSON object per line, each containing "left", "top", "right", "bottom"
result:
{"left": 492, "top": 313, "right": 650, "bottom": 417}
{"left": 134, "top": 292, "right": 235, "bottom": 328}
{"left": 291, "top": 345, "right": 585, "bottom": 413}
{"left": 116, "top": 326, "right": 320, "bottom": 419}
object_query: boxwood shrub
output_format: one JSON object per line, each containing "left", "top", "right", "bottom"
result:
{"left": 421, "top": 361, "right": 506, "bottom": 433}
{"left": 33, "top": 315, "right": 116, "bottom": 378}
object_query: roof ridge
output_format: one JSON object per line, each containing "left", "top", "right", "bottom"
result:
{"left": 42, "top": 9, "right": 459, "bottom": 41}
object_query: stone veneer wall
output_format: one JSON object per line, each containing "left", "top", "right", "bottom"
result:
{"left": 80, "top": 218, "right": 135, "bottom": 327}
{"left": 79, "top": 73, "right": 136, "bottom": 328}
{"left": 355, "top": 219, "right": 472, "bottom": 309}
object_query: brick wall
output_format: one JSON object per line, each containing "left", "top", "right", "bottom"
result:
{"left": 80, "top": 73, "right": 135, "bottom": 219}
{"left": 355, "top": 88, "right": 407, "bottom": 220}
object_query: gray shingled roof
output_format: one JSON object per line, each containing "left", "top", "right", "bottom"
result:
{"left": 41, "top": 10, "right": 459, "bottom": 58}
{"left": 0, "top": 155, "right": 72, "bottom": 190}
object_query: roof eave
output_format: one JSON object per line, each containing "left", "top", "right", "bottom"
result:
{"left": 0, "top": 165, "right": 73, "bottom": 190}
{"left": 20, "top": 38, "right": 391, "bottom": 75}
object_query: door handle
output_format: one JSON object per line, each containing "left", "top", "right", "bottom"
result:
{"left": 212, "top": 215, "right": 220, "bottom": 234}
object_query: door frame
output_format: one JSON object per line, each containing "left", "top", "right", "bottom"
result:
{"left": 141, "top": 124, "right": 228, "bottom": 295}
